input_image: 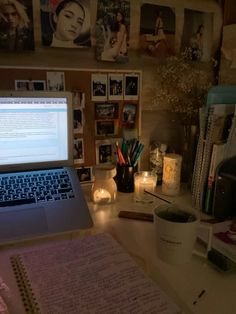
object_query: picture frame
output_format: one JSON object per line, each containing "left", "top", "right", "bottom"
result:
{"left": 108, "top": 73, "right": 124, "bottom": 100}
{"left": 91, "top": 73, "right": 107, "bottom": 101}
{"left": 73, "top": 137, "right": 84, "bottom": 164}
{"left": 124, "top": 74, "right": 139, "bottom": 100}
{"left": 76, "top": 166, "right": 93, "bottom": 183}
{"left": 95, "top": 102, "right": 118, "bottom": 120}
{"left": 15, "top": 80, "right": 46, "bottom": 91}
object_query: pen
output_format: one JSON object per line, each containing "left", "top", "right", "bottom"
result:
{"left": 193, "top": 289, "right": 206, "bottom": 305}
{"left": 144, "top": 190, "right": 172, "bottom": 204}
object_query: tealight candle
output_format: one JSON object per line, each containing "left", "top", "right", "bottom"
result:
{"left": 93, "top": 188, "right": 112, "bottom": 203}
{"left": 91, "top": 166, "right": 117, "bottom": 204}
{"left": 162, "top": 154, "right": 182, "bottom": 196}
{"left": 134, "top": 171, "right": 157, "bottom": 203}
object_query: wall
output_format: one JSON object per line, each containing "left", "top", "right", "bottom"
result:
{"left": 0, "top": 0, "right": 223, "bottom": 170}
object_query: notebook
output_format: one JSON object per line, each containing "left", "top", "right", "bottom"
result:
{"left": 10, "top": 232, "right": 181, "bottom": 313}
{"left": 0, "top": 91, "right": 93, "bottom": 245}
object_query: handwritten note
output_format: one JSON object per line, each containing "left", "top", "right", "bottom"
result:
{"left": 14, "top": 233, "right": 181, "bottom": 313}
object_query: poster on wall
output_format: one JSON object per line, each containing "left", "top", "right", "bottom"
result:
{"left": 0, "top": 0, "right": 35, "bottom": 51}
{"left": 40, "top": 0, "right": 91, "bottom": 48}
{"left": 139, "top": 3, "right": 175, "bottom": 59}
{"left": 181, "top": 9, "right": 213, "bottom": 62}
{"left": 95, "top": 0, "right": 130, "bottom": 63}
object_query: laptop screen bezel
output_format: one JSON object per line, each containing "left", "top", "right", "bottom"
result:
{"left": 0, "top": 90, "right": 73, "bottom": 173}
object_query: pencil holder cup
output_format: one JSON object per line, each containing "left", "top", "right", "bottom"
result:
{"left": 116, "top": 164, "right": 136, "bottom": 193}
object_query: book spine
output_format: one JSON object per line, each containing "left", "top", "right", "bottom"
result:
{"left": 203, "top": 142, "right": 225, "bottom": 214}
{"left": 10, "top": 255, "right": 41, "bottom": 314}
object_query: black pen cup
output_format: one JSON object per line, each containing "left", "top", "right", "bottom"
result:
{"left": 116, "top": 164, "right": 136, "bottom": 193}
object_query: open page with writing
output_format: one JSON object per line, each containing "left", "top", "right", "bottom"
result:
{"left": 10, "top": 232, "right": 181, "bottom": 314}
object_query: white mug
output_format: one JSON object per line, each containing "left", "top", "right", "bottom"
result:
{"left": 154, "top": 204, "right": 212, "bottom": 265}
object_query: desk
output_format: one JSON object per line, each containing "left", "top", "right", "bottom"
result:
{"left": 0, "top": 185, "right": 235, "bottom": 314}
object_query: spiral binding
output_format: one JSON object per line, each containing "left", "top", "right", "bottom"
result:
{"left": 10, "top": 255, "right": 41, "bottom": 314}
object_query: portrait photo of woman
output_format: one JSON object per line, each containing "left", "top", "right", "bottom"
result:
{"left": 40, "top": 0, "right": 91, "bottom": 48}
{"left": 0, "top": 0, "right": 34, "bottom": 51}
{"left": 95, "top": 0, "right": 130, "bottom": 63}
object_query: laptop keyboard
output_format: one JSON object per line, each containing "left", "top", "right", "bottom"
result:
{"left": 0, "top": 169, "right": 75, "bottom": 207}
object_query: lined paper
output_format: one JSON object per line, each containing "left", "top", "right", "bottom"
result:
{"left": 12, "top": 233, "right": 181, "bottom": 314}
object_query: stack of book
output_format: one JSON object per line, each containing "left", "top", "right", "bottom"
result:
{"left": 192, "top": 98, "right": 236, "bottom": 214}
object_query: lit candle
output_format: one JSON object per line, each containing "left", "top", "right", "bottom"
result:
{"left": 162, "top": 154, "right": 182, "bottom": 196}
{"left": 93, "top": 188, "right": 112, "bottom": 204}
{"left": 134, "top": 171, "right": 157, "bottom": 203}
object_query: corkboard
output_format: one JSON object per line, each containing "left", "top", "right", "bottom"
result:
{"left": 0, "top": 67, "right": 141, "bottom": 169}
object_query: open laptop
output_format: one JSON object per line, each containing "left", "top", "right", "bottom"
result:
{"left": 0, "top": 91, "right": 93, "bottom": 245}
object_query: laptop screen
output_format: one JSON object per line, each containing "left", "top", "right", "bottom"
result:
{"left": 0, "top": 91, "right": 73, "bottom": 171}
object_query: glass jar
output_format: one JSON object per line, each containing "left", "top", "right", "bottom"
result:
{"left": 91, "top": 166, "right": 117, "bottom": 204}
{"left": 149, "top": 142, "right": 167, "bottom": 185}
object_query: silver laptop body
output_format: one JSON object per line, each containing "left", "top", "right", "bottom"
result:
{"left": 0, "top": 91, "right": 93, "bottom": 245}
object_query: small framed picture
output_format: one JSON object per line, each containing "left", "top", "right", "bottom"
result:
{"left": 95, "top": 102, "right": 118, "bottom": 120}
{"left": 73, "top": 108, "right": 83, "bottom": 134}
{"left": 108, "top": 73, "right": 123, "bottom": 100}
{"left": 122, "top": 103, "right": 137, "bottom": 128}
{"left": 95, "top": 120, "right": 118, "bottom": 136}
{"left": 95, "top": 139, "right": 115, "bottom": 165}
{"left": 76, "top": 166, "right": 93, "bottom": 183}
{"left": 72, "top": 90, "right": 85, "bottom": 108}
{"left": 73, "top": 138, "right": 84, "bottom": 164}
{"left": 47, "top": 71, "right": 65, "bottom": 91}
{"left": 91, "top": 73, "right": 107, "bottom": 101}
{"left": 124, "top": 74, "right": 139, "bottom": 100}
{"left": 15, "top": 80, "right": 46, "bottom": 91}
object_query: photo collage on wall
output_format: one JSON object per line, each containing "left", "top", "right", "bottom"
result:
{"left": 91, "top": 72, "right": 139, "bottom": 166}
{"left": 0, "top": 1, "right": 216, "bottom": 64}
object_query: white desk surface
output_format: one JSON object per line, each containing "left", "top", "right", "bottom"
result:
{"left": 0, "top": 184, "right": 235, "bottom": 314}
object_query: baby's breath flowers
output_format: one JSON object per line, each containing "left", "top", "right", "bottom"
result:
{"left": 152, "top": 55, "right": 213, "bottom": 124}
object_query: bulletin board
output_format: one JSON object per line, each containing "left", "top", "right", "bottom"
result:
{"left": 0, "top": 67, "right": 141, "bottom": 182}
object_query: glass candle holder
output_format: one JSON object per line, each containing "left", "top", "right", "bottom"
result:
{"left": 134, "top": 171, "right": 157, "bottom": 203}
{"left": 91, "top": 166, "right": 117, "bottom": 204}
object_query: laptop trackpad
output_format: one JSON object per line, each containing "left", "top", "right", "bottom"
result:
{"left": 0, "top": 207, "right": 48, "bottom": 240}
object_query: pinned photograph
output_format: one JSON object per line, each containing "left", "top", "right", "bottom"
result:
{"left": 91, "top": 73, "right": 107, "bottom": 101}
{"left": 95, "top": 139, "right": 114, "bottom": 165}
{"left": 0, "top": 0, "right": 35, "bottom": 51}
{"left": 76, "top": 166, "right": 93, "bottom": 183}
{"left": 40, "top": 0, "right": 91, "bottom": 48}
{"left": 122, "top": 103, "right": 137, "bottom": 129}
{"left": 95, "top": 120, "right": 118, "bottom": 136}
{"left": 95, "top": 102, "right": 118, "bottom": 120}
{"left": 181, "top": 9, "right": 213, "bottom": 62}
{"left": 73, "top": 137, "right": 84, "bottom": 164}
{"left": 108, "top": 73, "right": 123, "bottom": 100}
{"left": 47, "top": 71, "right": 65, "bottom": 91}
{"left": 95, "top": 0, "right": 130, "bottom": 63}
{"left": 73, "top": 108, "right": 83, "bottom": 134}
{"left": 139, "top": 3, "right": 175, "bottom": 58}
{"left": 124, "top": 74, "right": 139, "bottom": 100}
{"left": 15, "top": 80, "right": 46, "bottom": 91}
{"left": 72, "top": 90, "right": 85, "bottom": 108}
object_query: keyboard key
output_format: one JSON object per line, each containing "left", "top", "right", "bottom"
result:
{"left": 0, "top": 198, "right": 36, "bottom": 207}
